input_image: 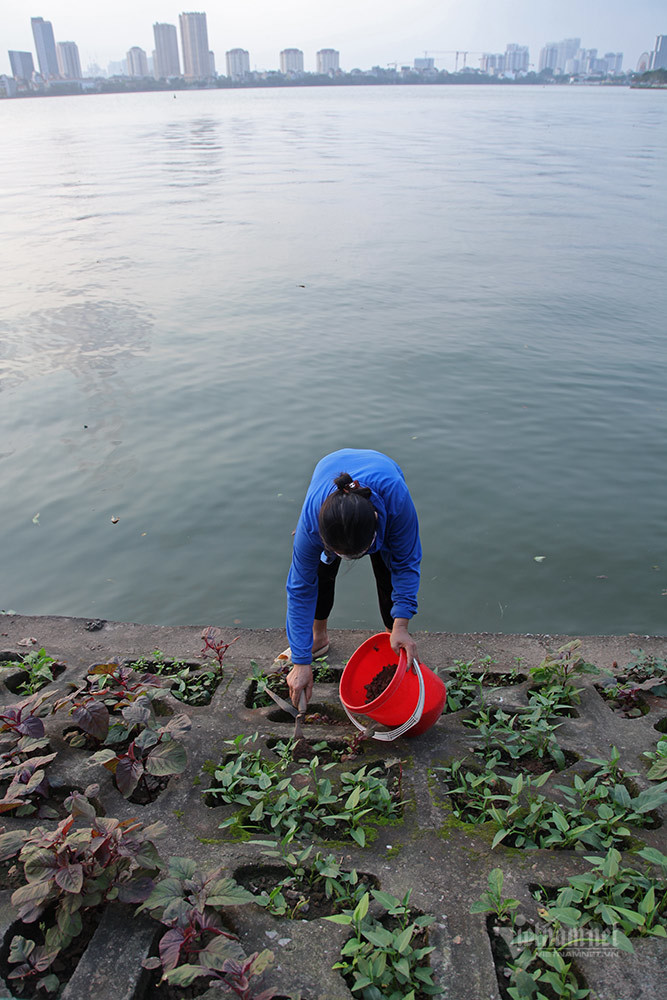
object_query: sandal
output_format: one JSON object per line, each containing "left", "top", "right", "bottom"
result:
{"left": 272, "top": 643, "right": 330, "bottom": 668}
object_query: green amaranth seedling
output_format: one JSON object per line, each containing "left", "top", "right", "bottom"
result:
{"left": 326, "top": 889, "right": 441, "bottom": 999}
{"left": 250, "top": 839, "right": 368, "bottom": 916}
{"left": 437, "top": 754, "right": 667, "bottom": 851}
{"left": 531, "top": 845, "right": 667, "bottom": 953}
{"left": 441, "top": 657, "right": 490, "bottom": 713}
{"left": 643, "top": 738, "right": 667, "bottom": 781}
{"left": 464, "top": 704, "right": 566, "bottom": 770}
{"left": 469, "top": 868, "right": 521, "bottom": 923}
{"left": 471, "top": 874, "right": 589, "bottom": 999}
{"left": 206, "top": 733, "right": 401, "bottom": 845}
{"left": 130, "top": 649, "right": 225, "bottom": 706}
{"left": 10, "top": 648, "right": 58, "bottom": 695}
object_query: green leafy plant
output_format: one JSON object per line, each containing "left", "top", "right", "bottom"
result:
{"left": 529, "top": 640, "right": 600, "bottom": 707}
{"left": 622, "top": 649, "right": 667, "bottom": 686}
{"left": 130, "top": 649, "right": 225, "bottom": 706}
{"left": 643, "top": 738, "right": 667, "bottom": 781}
{"left": 88, "top": 699, "right": 190, "bottom": 799}
{"left": 206, "top": 734, "right": 401, "bottom": 845}
{"left": 442, "top": 658, "right": 487, "bottom": 713}
{"left": 0, "top": 786, "right": 165, "bottom": 993}
{"left": 470, "top": 868, "right": 521, "bottom": 922}
{"left": 464, "top": 704, "right": 566, "bottom": 770}
{"left": 506, "top": 937, "right": 589, "bottom": 1000}
{"left": 326, "top": 889, "right": 441, "bottom": 999}
{"left": 437, "top": 754, "right": 667, "bottom": 851}
{"left": 8, "top": 648, "right": 59, "bottom": 695}
{"left": 251, "top": 840, "right": 368, "bottom": 917}
{"left": 531, "top": 846, "right": 667, "bottom": 953}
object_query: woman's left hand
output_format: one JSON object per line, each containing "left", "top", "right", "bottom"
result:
{"left": 390, "top": 618, "right": 417, "bottom": 667}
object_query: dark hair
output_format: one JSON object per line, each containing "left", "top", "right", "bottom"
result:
{"left": 318, "top": 472, "right": 376, "bottom": 557}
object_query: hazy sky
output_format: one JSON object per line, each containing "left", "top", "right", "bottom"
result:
{"left": 2, "top": 0, "right": 664, "bottom": 76}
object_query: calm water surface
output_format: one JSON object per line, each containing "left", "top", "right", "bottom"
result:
{"left": 1, "top": 85, "right": 666, "bottom": 637}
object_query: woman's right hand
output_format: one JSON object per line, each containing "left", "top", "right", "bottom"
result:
{"left": 286, "top": 663, "right": 313, "bottom": 708}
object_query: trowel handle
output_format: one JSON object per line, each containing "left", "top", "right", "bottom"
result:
{"left": 298, "top": 691, "right": 307, "bottom": 714}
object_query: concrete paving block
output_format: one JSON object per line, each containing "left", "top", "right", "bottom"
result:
{"left": 60, "top": 902, "right": 158, "bottom": 1000}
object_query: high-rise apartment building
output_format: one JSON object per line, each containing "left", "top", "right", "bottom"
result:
{"left": 539, "top": 38, "right": 580, "bottom": 73}
{"left": 179, "top": 11, "right": 211, "bottom": 79}
{"left": 317, "top": 49, "right": 340, "bottom": 74}
{"left": 31, "top": 17, "right": 59, "bottom": 78}
{"left": 504, "top": 44, "right": 529, "bottom": 73}
{"left": 604, "top": 53, "right": 623, "bottom": 74}
{"left": 226, "top": 48, "right": 250, "bottom": 80}
{"left": 9, "top": 51, "right": 35, "bottom": 81}
{"left": 153, "top": 23, "right": 181, "bottom": 78}
{"left": 650, "top": 35, "right": 667, "bottom": 70}
{"left": 127, "top": 47, "right": 149, "bottom": 77}
{"left": 280, "top": 48, "right": 304, "bottom": 74}
{"left": 481, "top": 43, "right": 528, "bottom": 75}
{"left": 56, "top": 42, "right": 82, "bottom": 80}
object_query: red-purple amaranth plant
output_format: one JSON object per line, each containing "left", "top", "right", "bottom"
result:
{"left": 200, "top": 627, "right": 239, "bottom": 672}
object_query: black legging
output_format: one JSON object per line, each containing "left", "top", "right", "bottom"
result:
{"left": 314, "top": 553, "right": 394, "bottom": 630}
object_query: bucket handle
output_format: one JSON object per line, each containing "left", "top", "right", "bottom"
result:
{"left": 342, "top": 658, "right": 425, "bottom": 741}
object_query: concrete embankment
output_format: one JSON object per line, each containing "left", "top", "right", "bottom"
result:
{"left": 0, "top": 614, "right": 665, "bottom": 1000}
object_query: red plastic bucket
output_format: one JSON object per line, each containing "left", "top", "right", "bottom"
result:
{"left": 339, "top": 633, "right": 447, "bottom": 740}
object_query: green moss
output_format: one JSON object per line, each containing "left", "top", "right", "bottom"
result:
{"left": 173, "top": 808, "right": 184, "bottom": 819}
{"left": 385, "top": 844, "right": 402, "bottom": 858}
{"left": 192, "top": 775, "right": 201, "bottom": 786}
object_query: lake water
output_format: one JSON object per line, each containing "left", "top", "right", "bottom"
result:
{"left": 1, "top": 84, "right": 666, "bottom": 638}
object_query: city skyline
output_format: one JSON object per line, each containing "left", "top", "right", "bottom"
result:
{"left": 2, "top": 1, "right": 664, "bottom": 77}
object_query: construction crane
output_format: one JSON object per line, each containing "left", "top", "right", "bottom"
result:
{"left": 424, "top": 50, "right": 484, "bottom": 72}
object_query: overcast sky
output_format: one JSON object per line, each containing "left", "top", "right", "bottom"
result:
{"left": 2, "top": 0, "right": 664, "bottom": 76}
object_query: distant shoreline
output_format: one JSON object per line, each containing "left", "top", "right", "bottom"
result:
{"left": 0, "top": 76, "right": 636, "bottom": 101}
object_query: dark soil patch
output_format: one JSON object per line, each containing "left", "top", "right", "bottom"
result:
{"left": 475, "top": 672, "right": 527, "bottom": 687}
{"left": 488, "top": 748, "right": 579, "bottom": 777}
{"left": 135, "top": 660, "right": 222, "bottom": 707}
{"left": 266, "top": 702, "right": 348, "bottom": 726}
{"left": 125, "top": 773, "right": 170, "bottom": 805}
{"left": 0, "top": 905, "right": 103, "bottom": 998}
{"left": 146, "top": 977, "right": 214, "bottom": 1000}
{"left": 0, "top": 859, "right": 24, "bottom": 894}
{"left": 267, "top": 737, "right": 365, "bottom": 763}
{"left": 655, "top": 717, "right": 667, "bottom": 734}
{"left": 365, "top": 663, "right": 398, "bottom": 703}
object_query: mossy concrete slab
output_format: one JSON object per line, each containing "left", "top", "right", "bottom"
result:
{"left": 0, "top": 614, "right": 665, "bottom": 1000}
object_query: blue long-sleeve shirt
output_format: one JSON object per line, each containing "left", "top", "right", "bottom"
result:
{"left": 286, "top": 449, "right": 421, "bottom": 664}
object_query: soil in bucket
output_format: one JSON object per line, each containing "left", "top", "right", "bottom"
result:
{"left": 365, "top": 663, "right": 398, "bottom": 703}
